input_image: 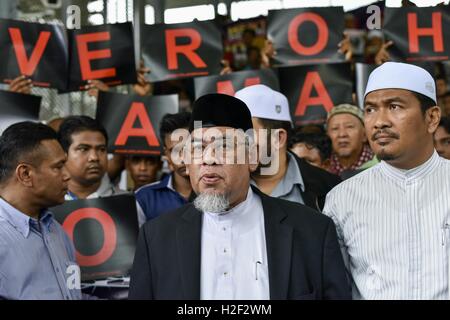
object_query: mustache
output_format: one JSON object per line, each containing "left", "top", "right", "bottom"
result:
{"left": 371, "top": 129, "right": 400, "bottom": 141}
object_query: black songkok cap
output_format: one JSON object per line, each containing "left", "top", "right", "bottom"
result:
{"left": 189, "top": 93, "right": 253, "bottom": 132}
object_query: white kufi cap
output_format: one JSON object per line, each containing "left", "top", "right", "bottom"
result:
{"left": 235, "top": 84, "right": 293, "bottom": 124}
{"left": 364, "top": 62, "right": 437, "bottom": 103}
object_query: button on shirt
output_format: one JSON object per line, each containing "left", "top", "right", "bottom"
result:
{"left": 0, "top": 198, "right": 82, "bottom": 300}
{"left": 200, "top": 187, "right": 270, "bottom": 300}
{"left": 251, "top": 152, "right": 305, "bottom": 204}
{"left": 323, "top": 151, "right": 450, "bottom": 300}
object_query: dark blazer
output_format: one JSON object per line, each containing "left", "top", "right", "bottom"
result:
{"left": 129, "top": 187, "right": 351, "bottom": 300}
{"left": 291, "top": 152, "right": 342, "bottom": 211}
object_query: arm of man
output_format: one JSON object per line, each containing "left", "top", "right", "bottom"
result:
{"left": 129, "top": 225, "right": 154, "bottom": 300}
{"left": 322, "top": 218, "right": 352, "bottom": 299}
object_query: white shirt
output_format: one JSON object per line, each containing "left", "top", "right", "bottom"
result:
{"left": 323, "top": 151, "right": 450, "bottom": 300}
{"left": 200, "top": 187, "right": 270, "bottom": 300}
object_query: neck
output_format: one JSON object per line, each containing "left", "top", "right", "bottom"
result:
{"left": 252, "top": 149, "right": 288, "bottom": 195}
{"left": 337, "top": 145, "right": 364, "bottom": 169}
{"left": 386, "top": 143, "right": 435, "bottom": 170}
{"left": 172, "top": 172, "right": 192, "bottom": 199}
{"left": 0, "top": 187, "right": 41, "bottom": 219}
{"left": 68, "top": 179, "right": 101, "bottom": 199}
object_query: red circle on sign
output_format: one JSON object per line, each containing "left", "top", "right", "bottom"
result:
{"left": 288, "top": 12, "right": 329, "bottom": 56}
{"left": 63, "top": 208, "right": 117, "bottom": 267}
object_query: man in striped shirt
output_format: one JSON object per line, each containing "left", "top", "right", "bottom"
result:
{"left": 323, "top": 62, "right": 450, "bottom": 299}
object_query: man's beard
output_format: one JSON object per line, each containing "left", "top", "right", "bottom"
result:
{"left": 376, "top": 149, "right": 396, "bottom": 161}
{"left": 193, "top": 192, "right": 230, "bottom": 214}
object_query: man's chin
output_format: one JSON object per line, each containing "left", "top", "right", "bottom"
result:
{"left": 376, "top": 149, "right": 396, "bottom": 161}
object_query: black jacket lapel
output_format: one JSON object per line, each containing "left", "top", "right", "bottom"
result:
{"left": 176, "top": 205, "right": 202, "bottom": 299}
{"left": 253, "top": 187, "right": 293, "bottom": 300}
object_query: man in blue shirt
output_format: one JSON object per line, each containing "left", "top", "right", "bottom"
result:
{"left": 0, "top": 122, "right": 82, "bottom": 300}
{"left": 136, "top": 112, "right": 193, "bottom": 222}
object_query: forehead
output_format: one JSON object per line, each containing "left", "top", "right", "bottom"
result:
{"left": 364, "top": 88, "right": 417, "bottom": 104}
{"left": 328, "top": 113, "right": 361, "bottom": 126}
{"left": 435, "top": 126, "right": 450, "bottom": 138}
{"left": 71, "top": 130, "right": 106, "bottom": 145}
{"left": 39, "top": 139, "right": 66, "bottom": 162}
{"left": 191, "top": 126, "right": 244, "bottom": 140}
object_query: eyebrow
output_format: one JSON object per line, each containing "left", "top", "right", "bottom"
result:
{"left": 365, "top": 96, "right": 408, "bottom": 106}
{"left": 76, "top": 143, "right": 106, "bottom": 148}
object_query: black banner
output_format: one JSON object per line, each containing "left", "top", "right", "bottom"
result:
{"left": 278, "top": 62, "right": 353, "bottom": 126}
{"left": 142, "top": 21, "right": 223, "bottom": 82}
{"left": 0, "top": 19, "right": 68, "bottom": 91}
{"left": 0, "top": 90, "right": 41, "bottom": 135}
{"left": 52, "top": 195, "right": 138, "bottom": 281}
{"left": 267, "top": 7, "right": 345, "bottom": 66}
{"left": 66, "top": 23, "right": 136, "bottom": 92}
{"left": 96, "top": 91, "right": 178, "bottom": 155}
{"left": 384, "top": 7, "right": 450, "bottom": 62}
{"left": 194, "top": 68, "right": 279, "bottom": 98}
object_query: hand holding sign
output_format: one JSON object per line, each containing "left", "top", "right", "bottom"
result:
{"left": 8, "top": 75, "right": 33, "bottom": 94}
{"left": 375, "top": 40, "right": 394, "bottom": 65}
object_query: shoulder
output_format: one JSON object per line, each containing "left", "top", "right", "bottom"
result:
{"left": 136, "top": 177, "right": 170, "bottom": 195}
{"left": 328, "top": 162, "right": 382, "bottom": 197}
{"left": 140, "top": 203, "right": 194, "bottom": 237}
{"left": 292, "top": 153, "right": 341, "bottom": 188}
{"left": 259, "top": 191, "right": 333, "bottom": 231}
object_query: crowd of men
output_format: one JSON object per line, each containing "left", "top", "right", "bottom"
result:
{"left": 1, "top": 3, "right": 450, "bottom": 301}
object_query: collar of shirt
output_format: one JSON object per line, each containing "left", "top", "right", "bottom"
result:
{"left": 204, "top": 186, "right": 254, "bottom": 224}
{"left": 250, "top": 152, "right": 305, "bottom": 197}
{"left": 166, "top": 174, "right": 175, "bottom": 192}
{"left": 379, "top": 150, "right": 441, "bottom": 182}
{"left": 66, "top": 174, "right": 115, "bottom": 200}
{"left": 0, "top": 197, "right": 53, "bottom": 238}
{"left": 270, "top": 152, "right": 305, "bottom": 198}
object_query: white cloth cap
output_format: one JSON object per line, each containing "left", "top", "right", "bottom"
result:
{"left": 364, "top": 62, "right": 437, "bottom": 103}
{"left": 235, "top": 84, "right": 293, "bottom": 124}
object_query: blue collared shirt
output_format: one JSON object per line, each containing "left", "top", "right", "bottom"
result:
{"left": 0, "top": 197, "right": 82, "bottom": 300}
{"left": 135, "top": 174, "right": 189, "bottom": 221}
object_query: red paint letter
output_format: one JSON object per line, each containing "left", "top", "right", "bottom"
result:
{"left": 165, "top": 28, "right": 206, "bottom": 70}
{"left": 407, "top": 12, "right": 443, "bottom": 53}
{"left": 216, "top": 77, "right": 261, "bottom": 96}
{"left": 8, "top": 28, "right": 51, "bottom": 76}
{"left": 115, "top": 102, "right": 160, "bottom": 147}
{"left": 295, "top": 71, "right": 333, "bottom": 116}
{"left": 63, "top": 208, "right": 117, "bottom": 267}
{"left": 76, "top": 32, "right": 116, "bottom": 80}
{"left": 288, "top": 13, "right": 329, "bottom": 56}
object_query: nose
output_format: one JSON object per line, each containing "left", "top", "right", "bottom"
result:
{"left": 337, "top": 127, "right": 348, "bottom": 138}
{"left": 138, "top": 160, "right": 147, "bottom": 171}
{"left": 88, "top": 149, "right": 99, "bottom": 161}
{"left": 62, "top": 165, "right": 71, "bottom": 182}
{"left": 202, "top": 145, "right": 220, "bottom": 166}
{"left": 373, "top": 108, "right": 392, "bottom": 130}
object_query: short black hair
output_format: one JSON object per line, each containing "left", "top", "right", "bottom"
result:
{"left": 58, "top": 116, "right": 108, "bottom": 152}
{"left": 439, "top": 116, "right": 450, "bottom": 134}
{"left": 160, "top": 111, "right": 191, "bottom": 146}
{"left": 0, "top": 121, "right": 58, "bottom": 184}
{"left": 290, "top": 132, "right": 332, "bottom": 162}
{"left": 413, "top": 92, "right": 437, "bottom": 114}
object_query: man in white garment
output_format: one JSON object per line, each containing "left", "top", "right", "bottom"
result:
{"left": 323, "top": 62, "right": 450, "bottom": 300}
{"left": 129, "top": 93, "right": 350, "bottom": 300}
